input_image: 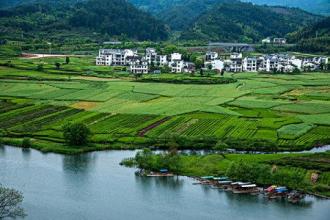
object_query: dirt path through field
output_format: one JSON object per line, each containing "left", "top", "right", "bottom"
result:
{"left": 21, "top": 53, "right": 86, "bottom": 59}
{"left": 138, "top": 117, "right": 171, "bottom": 137}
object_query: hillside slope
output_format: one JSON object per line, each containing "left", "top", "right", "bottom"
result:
{"left": 242, "top": 0, "right": 330, "bottom": 16}
{"left": 0, "top": 0, "right": 168, "bottom": 41}
{"left": 288, "top": 17, "right": 330, "bottom": 54}
{"left": 180, "top": 2, "right": 321, "bottom": 43}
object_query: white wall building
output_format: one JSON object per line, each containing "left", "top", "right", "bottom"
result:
{"left": 129, "top": 59, "right": 149, "bottom": 74}
{"left": 96, "top": 49, "right": 137, "bottom": 66}
{"left": 205, "top": 51, "right": 219, "bottom": 61}
{"left": 205, "top": 59, "right": 224, "bottom": 72}
{"left": 243, "top": 57, "right": 258, "bottom": 72}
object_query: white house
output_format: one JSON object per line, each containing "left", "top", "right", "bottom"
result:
{"left": 262, "top": 37, "right": 271, "bottom": 44}
{"left": 273, "top": 38, "right": 287, "bottom": 44}
{"left": 96, "top": 49, "right": 137, "bottom": 66}
{"left": 205, "top": 59, "right": 224, "bottom": 72}
{"left": 169, "top": 53, "right": 184, "bottom": 73}
{"left": 205, "top": 51, "right": 219, "bottom": 61}
{"left": 156, "top": 55, "right": 168, "bottom": 66}
{"left": 243, "top": 57, "right": 258, "bottom": 72}
{"left": 145, "top": 48, "right": 157, "bottom": 64}
{"left": 129, "top": 59, "right": 149, "bottom": 74}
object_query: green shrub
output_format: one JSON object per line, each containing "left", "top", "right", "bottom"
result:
{"left": 21, "top": 138, "right": 31, "bottom": 148}
{"left": 63, "top": 123, "right": 90, "bottom": 146}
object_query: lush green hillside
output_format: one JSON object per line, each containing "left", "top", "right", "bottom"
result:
{"left": 180, "top": 2, "right": 321, "bottom": 43}
{"left": 0, "top": 0, "right": 85, "bottom": 9}
{"left": 242, "top": 0, "right": 330, "bottom": 16}
{"left": 130, "top": 0, "right": 232, "bottom": 30}
{"left": 288, "top": 17, "right": 330, "bottom": 54}
{"left": 0, "top": 0, "right": 168, "bottom": 42}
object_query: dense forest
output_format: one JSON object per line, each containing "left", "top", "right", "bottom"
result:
{"left": 0, "top": 0, "right": 328, "bottom": 53}
{"left": 179, "top": 2, "right": 321, "bottom": 43}
{"left": 288, "top": 17, "right": 330, "bottom": 54}
{"left": 242, "top": 0, "right": 330, "bottom": 16}
{"left": 0, "top": 0, "right": 168, "bottom": 41}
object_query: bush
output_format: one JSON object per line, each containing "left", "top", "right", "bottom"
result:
{"left": 21, "top": 138, "right": 31, "bottom": 148}
{"left": 63, "top": 123, "right": 90, "bottom": 146}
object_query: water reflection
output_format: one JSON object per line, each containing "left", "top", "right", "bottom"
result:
{"left": 0, "top": 145, "right": 5, "bottom": 155}
{"left": 21, "top": 148, "right": 31, "bottom": 160}
{"left": 62, "top": 153, "right": 97, "bottom": 174}
{"left": 135, "top": 176, "right": 184, "bottom": 191}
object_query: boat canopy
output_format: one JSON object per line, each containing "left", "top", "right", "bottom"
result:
{"left": 213, "top": 176, "right": 229, "bottom": 181}
{"left": 201, "top": 176, "right": 214, "bottom": 180}
{"left": 275, "top": 186, "right": 288, "bottom": 193}
{"left": 218, "top": 180, "right": 232, "bottom": 184}
{"left": 265, "top": 185, "right": 277, "bottom": 192}
{"left": 241, "top": 184, "right": 257, "bottom": 188}
{"left": 159, "top": 169, "right": 168, "bottom": 173}
{"left": 231, "top": 182, "right": 250, "bottom": 185}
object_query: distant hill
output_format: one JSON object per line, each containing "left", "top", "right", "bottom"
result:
{"left": 0, "top": 0, "right": 168, "bottom": 41}
{"left": 242, "top": 0, "right": 330, "bottom": 16}
{"left": 288, "top": 17, "right": 330, "bottom": 54}
{"left": 179, "top": 2, "right": 321, "bottom": 43}
{"left": 0, "top": 0, "right": 86, "bottom": 9}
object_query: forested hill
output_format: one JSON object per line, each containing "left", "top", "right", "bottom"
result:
{"left": 0, "top": 0, "right": 85, "bottom": 9}
{"left": 0, "top": 0, "right": 168, "bottom": 41}
{"left": 242, "top": 0, "right": 330, "bottom": 16}
{"left": 288, "top": 17, "right": 330, "bottom": 54}
{"left": 180, "top": 2, "right": 321, "bottom": 43}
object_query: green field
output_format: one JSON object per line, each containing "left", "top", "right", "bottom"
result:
{"left": 0, "top": 56, "right": 330, "bottom": 153}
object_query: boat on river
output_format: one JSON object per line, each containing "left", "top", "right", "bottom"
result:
{"left": 288, "top": 191, "right": 305, "bottom": 203}
{"left": 267, "top": 186, "right": 289, "bottom": 199}
{"left": 232, "top": 184, "right": 259, "bottom": 194}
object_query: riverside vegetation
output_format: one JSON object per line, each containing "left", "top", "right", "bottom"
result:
{"left": 121, "top": 149, "right": 330, "bottom": 197}
{"left": 0, "top": 49, "right": 330, "bottom": 154}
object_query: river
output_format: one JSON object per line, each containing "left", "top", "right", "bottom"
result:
{"left": 0, "top": 145, "right": 329, "bottom": 220}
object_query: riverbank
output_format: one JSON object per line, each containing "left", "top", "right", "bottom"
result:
{"left": 121, "top": 149, "right": 330, "bottom": 198}
{"left": 1, "top": 145, "right": 329, "bottom": 220}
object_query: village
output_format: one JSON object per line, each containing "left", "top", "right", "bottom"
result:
{"left": 96, "top": 48, "right": 329, "bottom": 74}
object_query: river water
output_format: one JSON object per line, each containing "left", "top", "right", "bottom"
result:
{"left": 0, "top": 145, "right": 329, "bottom": 220}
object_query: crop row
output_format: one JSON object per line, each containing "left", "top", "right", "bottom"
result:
{"left": 11, "top": 108, "right": 82, "bottom": 132}
{"left": 0, "top": 105, "right": 67, "bottom": 129}
{"left": 89, "top": 114, "right": 159, "bottom": 135}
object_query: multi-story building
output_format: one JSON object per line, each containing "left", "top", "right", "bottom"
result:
{"left": 204, "top": 59, "right": 224, "bottom": 72}
{"left": 169, "top": 53, "right": 184, "bottom": 73}
{"left": 96, "top": 49, "right": 137, "bottom": 66}
{"left": 205, "top": 51, "right": 219, "bottom": 61}
{"left": 129, "top": 59, "right": 149, "bottom": 74}
{"left": 243, "top": 57, "right": 258, "bottom": 72}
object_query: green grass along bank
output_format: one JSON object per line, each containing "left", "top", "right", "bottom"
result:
{"left": 121, "top": 149, "right": 330, "bottom": 198}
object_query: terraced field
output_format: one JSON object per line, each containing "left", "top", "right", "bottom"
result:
{"left": 0, "top": 60, "right": 330, "bottom": 152}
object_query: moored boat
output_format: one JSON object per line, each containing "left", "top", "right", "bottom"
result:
{"left": 232, "top": 184, "right": 259, "bottom": 194}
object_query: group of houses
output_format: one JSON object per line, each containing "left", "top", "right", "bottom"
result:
{"left": 96, "top": 48, "right": 195, "bottom": 74}
{"left": 204, "top": 52, "right": 329, "bottom": 73}
{"left": 261, "top": 37, "right": 287, "bottom": 44}
{"left": 96, "top": 48, "right": 328, "bottom": 74}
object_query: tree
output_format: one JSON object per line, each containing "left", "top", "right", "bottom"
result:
{"left": 65, "top": 56, "right": 70, "bottom": 65}
{"left": 0, "top": 185, "right": 26, "bottom": 219}
{"left": 21, "top": 138, "right": 31, "bottom": 148}
{"left": 55, "top": 62, "right": 61, "bottom": 70}
{"left": 63, "top": 123, "right": 90, "bottom": 146}
{"left": 199, "top": 69, "right": 204, "bottom": 76}
{"left": 220, "top": 69, "right": 225, "bottom": 76}
{"left": 194, "top": 58, "right": 204, "bottom": 69}
{"left": 37, "top": 64, "right": 44, "bottom": 71}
